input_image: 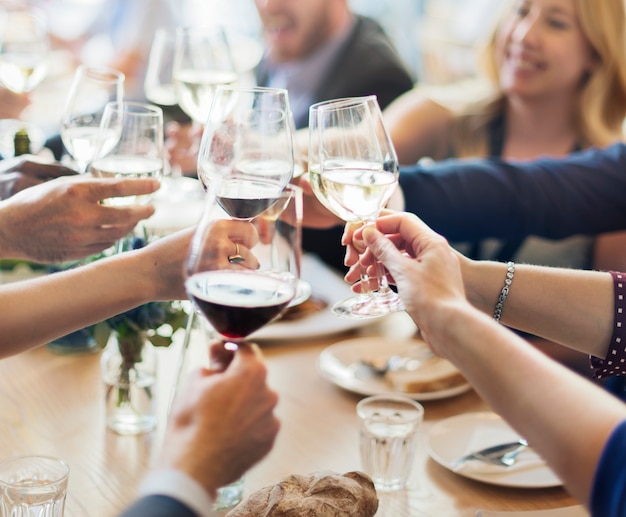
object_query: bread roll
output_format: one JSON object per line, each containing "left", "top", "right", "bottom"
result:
{"left": 225, "top": 471, "right": 378, "bottom": 517}
{"left": 385, "top": 355, "right": 466, "bottom": 393}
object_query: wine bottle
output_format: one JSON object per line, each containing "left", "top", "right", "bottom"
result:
{"left": 13, "top": 128, "right": 31, "bottom": 156}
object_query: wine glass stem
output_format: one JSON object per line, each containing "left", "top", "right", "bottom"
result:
{"left": 362, "top": 219, "right": 392, "bottom": 296}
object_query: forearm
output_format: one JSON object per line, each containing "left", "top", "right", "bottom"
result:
{"left": 399, "top": 143, "right": 626, "bottom": 242}
{"left": 0, "top": 251, "right": 152, "bottom": 357}
{"left": 461, "top": 257, "right": 613, "bottom": 357}
{"left": 431, "top": 302, "right": 625, "bottom": 505}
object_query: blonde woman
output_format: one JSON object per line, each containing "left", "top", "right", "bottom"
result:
{"left": 385, "top": 0, "right": 626, "bottom": 271}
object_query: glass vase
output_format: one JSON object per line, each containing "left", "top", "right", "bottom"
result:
{"left": 101, "top": 332, "right": 158, "bottom": 435}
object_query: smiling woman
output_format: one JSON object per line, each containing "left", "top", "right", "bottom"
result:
{"left": 384, "top": 0, "right": 626, "bottom": 270}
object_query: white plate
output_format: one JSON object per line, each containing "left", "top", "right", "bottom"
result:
{"left": 427, "top": 412, "right": 563, "bottom": 488}
{"left": 251, "top": 254, "right": 382, "bottom": 341}
{"left": 317, "top": 336, "right": 472, "bottom": 401}
{"left": 476, "top": 506, "right": 588, "bottom": 517}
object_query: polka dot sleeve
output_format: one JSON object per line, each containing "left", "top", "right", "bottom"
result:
{"left": 591, "top": 271, "right": 626, "bottom": 379}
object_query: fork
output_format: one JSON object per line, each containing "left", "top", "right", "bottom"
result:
{"left": 452, "top": 438, "right": 529, "bottom": 468}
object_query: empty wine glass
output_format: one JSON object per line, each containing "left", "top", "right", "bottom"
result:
{"left": 60, "top": 65, "right": 124, "bottom": 173}
{"left": 186, "top": 183, "right": 302, "bottom": 344}
{"left": 308, "top": 95, "right": 404, "bottom": 319}
{"left": 173, "top": 25, "right": 238, "bottom": 124}
{"left": 196, "top": 85, "right": 295, "bottom": 213}
{"left": 89, "top": 101, "right": 164, "bottom": 251}
{"left": 0, "top": 6, "right": 49, "bottom": 94}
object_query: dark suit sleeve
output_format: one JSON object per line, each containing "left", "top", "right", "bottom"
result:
{"left": 399, "top": 142, "right": 626, "bottom": 242}
{"left": 118, "top": 495, "right": 199, "bottom": 517}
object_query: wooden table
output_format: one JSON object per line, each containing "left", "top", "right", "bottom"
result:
{"left": 0, "top": 311, "right": 579, "bottom": 517}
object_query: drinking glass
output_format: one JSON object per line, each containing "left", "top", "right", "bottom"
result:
{"left": 186, "top": 183, "right": 302, "bottom": 345}
{"left": 144, "top": 28, "right": 177, "bottom": 108}
{"left": 0, "top": 455, "right": 69, "bottom": 517}
{"left": 308, "top": 95, "right": 404, "bottom": 318}
{"left": 357, "top": 395, "right": 424, "bottom": 491}
{"left": 196, "top": 85, "right": 295, "bottom": 209}
{"left": 60, "top": 65, "right": 125, "bottom": 173}
{"left": 0, "top": 7, "right": 49, "bottom": 94}
{"left": 173, "top": 26, "right": 237, "bottom": 124}
{"left": 89, "top": 101, "right": 164, "bottom": 251}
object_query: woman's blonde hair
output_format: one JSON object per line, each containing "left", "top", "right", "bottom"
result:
{"left": 452, "top": 0, "right": 626, "bottom": 158}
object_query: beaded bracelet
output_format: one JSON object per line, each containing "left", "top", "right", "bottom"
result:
{"left": 493, "top": 262, "right": 515, "bottom": 322}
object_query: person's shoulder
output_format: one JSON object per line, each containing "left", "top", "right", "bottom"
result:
{"left": 333, "top": 14, "right": 414, "bottom": 87}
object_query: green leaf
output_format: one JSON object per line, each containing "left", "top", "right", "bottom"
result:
{"left": 148, "top": 333, "right": 172, "bottom": 348}
{"left": 92, "top": 321, "right": 112, "bottom": 349}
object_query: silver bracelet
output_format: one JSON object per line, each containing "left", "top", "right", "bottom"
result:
{"left": 493, "top": 262, "right": 515, "bottom": 322}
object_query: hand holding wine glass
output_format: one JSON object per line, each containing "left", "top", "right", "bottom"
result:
{"left": 186, "top": 184, "right": 302, "bottom": 344}
{"left": 308, "top": 95, "right": 403, "bottom": 318}
{"left": 60, "top": 66, "right": 124, "bottom": 173}
{"left": 89, "top": 101, "right": 164, "bottom": 251}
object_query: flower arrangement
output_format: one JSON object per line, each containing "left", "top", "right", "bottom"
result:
{"left": 92, "top": 301, "right": 189, "bottom": 359}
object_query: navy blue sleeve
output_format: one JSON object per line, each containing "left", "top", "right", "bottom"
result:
{"left": 591, "top": 419, "right": 626, "bottom": 517}
{"left": 118, "top": 495, "right": 199, "bottom": 517}
{"left": 399, "top": 142, "right": 626, "bottom": 242}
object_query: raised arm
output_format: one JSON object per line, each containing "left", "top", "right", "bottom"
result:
{"left": 399, "top": 142, "right": 626, "bottom": 241}
{"left": 355, "top": 212, "right": 626, "bottom": 507}
{"left": 0, "top": 220, "right": 259, "bottom": 358}
{"left": 460, "top": 258, "right": 614, "bottom": 358}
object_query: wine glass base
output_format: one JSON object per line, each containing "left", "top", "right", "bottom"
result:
{"left": 332, "top": 291, "right": 404, "bottom": 320}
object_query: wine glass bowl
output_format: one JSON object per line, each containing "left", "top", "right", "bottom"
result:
{"left": 186, "top": 184, "right": 302, "bottom": 343}
{"left": 0, "top": 7, "right": 49, "bottom": 94}
{"left": 173, "top": 26, "right": 238, "bottom": 124}
{"left": 308, "top": 95, "right": 403, "bottom": 318}
{"left": 60, "top": 65, "right": 124, "bottom": 173}
{"left": 144, "top": 28, "right": 177, "bottom": 108}
{"left": 89, "top": 101, "right": 164, "bottom": 207}
{"left": 196, "top": 86, "right": 295, "bottom": 217}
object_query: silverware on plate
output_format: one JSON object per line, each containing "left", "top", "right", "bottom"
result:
{"left": 453, "top": 439, "right": 529, "bottom": 468}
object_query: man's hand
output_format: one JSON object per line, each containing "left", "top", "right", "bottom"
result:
{"left": 0, "top": 175, "right": 160, "bottom": 263}
{"left": 0, "top": 156, "right": 78, "bottom": 199}
{"left": 160, "top": 342, "right": 280, "bottom": 496}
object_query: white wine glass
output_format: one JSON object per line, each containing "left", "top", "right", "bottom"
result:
{"left": 144, "top": 28, "right": 177, "bottom": 108}
{"left": 173, "top": 25, "right": 238, "bottom": 124}
{"left": 308, "top": 95, "right": 404, "bottom": 319}
{"left": 185, "top": 183, "right": 302, "bottom": 344}
{"left": 0, "top": 7, "right": 49, "bottom": 94}
{"left": 89, "top": 101, "right": 164, "bottom": 251}
{"left": 196, "top": 85, "right": 295, "bottom": 217}
{"left": 60, "top": 65, "right": 124, "bottom": 173}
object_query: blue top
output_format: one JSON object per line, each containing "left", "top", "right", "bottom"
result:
{"left": 399, "top": 142, "right": 626, "bottom": 242}
{"left": 591, "top": 419, "right": 626, "bottom": 516}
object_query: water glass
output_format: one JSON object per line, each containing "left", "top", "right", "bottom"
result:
{"left": 357, "top": 395, "right": 424, "bottom": 491}
{"left": 0, "top": 455, "right": 69, "bottom": 516}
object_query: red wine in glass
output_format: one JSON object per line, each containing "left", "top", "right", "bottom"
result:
{"left": 186, "top": 270, "right": 296, "bottom": 340}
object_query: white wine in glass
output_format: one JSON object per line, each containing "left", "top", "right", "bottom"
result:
{"left": 0, "top": 7, "right": 49, "bottom": 94}
{"left": 309, "top": 95, "right": 403, "bottom": 319}
{"left": 144, "top": 28, "right": 178, "bottom": 107}
{"left": 90, "top": 100, "right": 164, "bottom": 237}
{"left": 60, "top": 66, "right": 124, "bottom": 173}
{"left": 173, "top": 26, "right": 238, "bottom": 124}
